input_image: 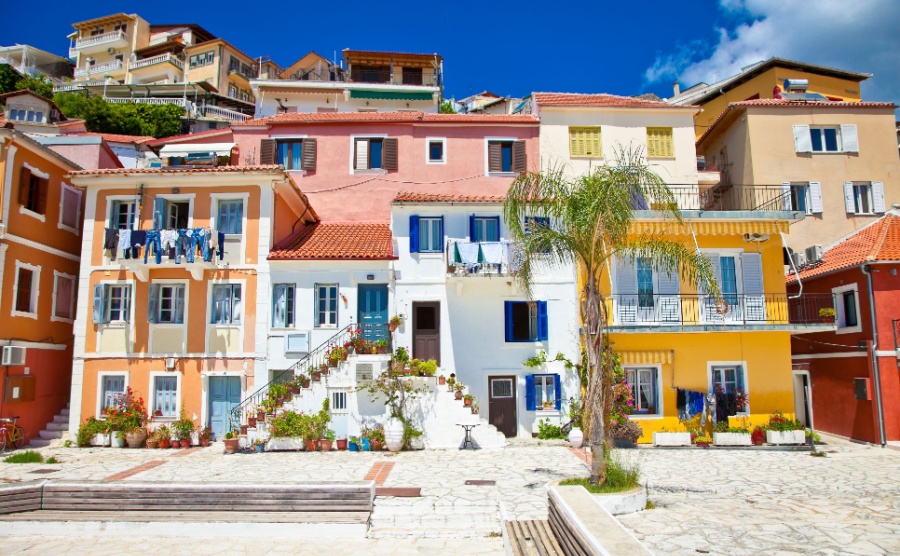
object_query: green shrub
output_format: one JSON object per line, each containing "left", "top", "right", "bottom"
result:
{"left": 4, "top": 451, "right": 43, "bottom": 464}
{"left": 560, "top": 451, "right": 642, "bottom": 494}
{"left": 75, "top": 417, "right": 108, "bottom": 447}
{"left": 537, "top": 419, "right": 566, "bottom": 440}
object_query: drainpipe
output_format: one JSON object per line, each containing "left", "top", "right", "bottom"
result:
{"left": 861, "top": 264, "right": 887, "bottom": 447}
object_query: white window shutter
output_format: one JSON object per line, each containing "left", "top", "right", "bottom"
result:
{"left": 872, "top": 181, "right": 886, "bottom": 213}
{"left": 793, "top": 125, "right": 811, "bottom": 153}
{"left": 740, "top": 253, "right": 764, "bottom": 296}
{"left": 809, "top": 182, "right": 823, "bottom": 213}
{"left": 840, "top": 124, "right": 859, "bottom": 153}
{"left": 616, "top": 257, "right": 638, "bottom": 295}
{"left": 355, "top": 139, "right": 368, "bottom": 170}
{"left": 782, "top": 182, "right": 793, "bottom": 211}
{"left": 701, "top": 253, "right": 721, "bottom": 295}
{"left": 657, "top": 269, "right": 680, "bottom": 296}
{"left": 844, "top": 182, "right": 855, "bottom": 213}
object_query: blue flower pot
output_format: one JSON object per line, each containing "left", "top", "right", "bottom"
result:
{"left": 255, "top": 444, "right": 265, "bottom": 453}
{"left": 349, "top": 441, "right": 359, "bottom": 452}
{"left": 361, "top": 438, "right": 370, "bottom": 451}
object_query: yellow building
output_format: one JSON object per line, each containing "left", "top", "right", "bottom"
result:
{"left": 667, "top": 57, "right": 870, "bottom": 140}
{"left": 183, "top": 39, "right": 258, "bottom": 104}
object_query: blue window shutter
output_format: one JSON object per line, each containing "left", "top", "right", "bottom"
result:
{"left": 554, "top": 374, "right": 561, "bottom": 410}
{"left": 525, "top": 375, "right": 536, "bottom": 410}
{"left": 409, "top": 215, "right": 419, "bottom": 253}
{"left": 504, "top": 301, "right": 514, "bottom": 342}
{"left": 537, "top": 301, "right": 548, "bottom": 341}
{"left": 92, "top": 284, "right": 105, "bottom": 323}
{"left": 469, "top": 214, "right": 476, "bottom": 242}
{"left": 439, "top": 216, "right": 445, "bottom": 253}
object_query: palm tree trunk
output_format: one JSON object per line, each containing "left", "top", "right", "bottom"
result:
{"left": 582, "top": 273, "right": 607, "bottom": 485}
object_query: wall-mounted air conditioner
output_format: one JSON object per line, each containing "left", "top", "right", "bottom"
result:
{"left": 791, "top": 252, "right": 807, "bottom": 268}
{"left": 284, "top": 332, "right": 310, "bottom": 354}
{"left": 1, "top": 346, "right": 26, "bottom": 366}
{"left": 805, "top": 245, "right": 824, "bottom": 264}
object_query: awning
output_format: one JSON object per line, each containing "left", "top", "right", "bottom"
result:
{"left": 350, "top": 90, "right": 433, "bottom": 101}
{"left": 618, "top": 351, "right": 673, "bottom": 365}
{"left": 159, "top": 143, "right": 236, "bottom": 157}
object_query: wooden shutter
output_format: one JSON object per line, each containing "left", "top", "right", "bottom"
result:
{"left": 658, "top": 269, "right": 680, "bottom": 296}
{"left": 536, "top": 301, "right": 548, "bottom": 341}
{"left": 843, "top": 182, "right": 855, "bottom": 213}
{"left": 301, "top": 138, "right": 317, "bottom": 170}
{"left": 782, "top": 182, "right": 793, "bottom": 211}
{"left": 92, "top": 284, "right": 106, "bottom": 324}
{"left": 512, "top": 141, "right": 526, "bottom": 173}
{"left": 409, "top": 215, "right": 420, "bottom": 253}
{"left": 16, "top": 269, "right": 32, "bottom": 312}
{"left": 174, "top": 286, "right": 185, "bottom": 324}
{"left": 840, "top": 124, "right": 859, "bottom": 152}
{"left": 259, "top": 139, "right": 276, "bottom": 164}
{"left": 525, "top": 374, "right": 536, "bottom": 410}
{"left": 383, "top": 138, "right": 398, "bottom": 170}
{"left": 809, "top": 182, "right": 823, "bottom": 213}
{"left": 872, "top": 181, "right": 885, "bottom": 213}
{"left": 741, "top": 253, "right": 764, "bottom": 296}
{"left": 355, "top": 139, "right": 368, "bottom": 170}
{"left": 553, "top": 374, "right": 561, "bottom": 410}
{"left": 488, "top": 142, "right": 502, "bottom": 173}
{"left": 504, "top": 301, "right": 514, "bottom": 342}
{"left": 18, "top": 167, "right": 31, "bottom": 205}
{"left": 793, "top": 125, "right": 811, "bottom": 153}
{"left": 36, "top": 178, "right": 48, "bottom": 214}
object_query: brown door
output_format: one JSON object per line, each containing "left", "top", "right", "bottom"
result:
{"left": 489, "top": 376, "right": 517, "bottom": 437}
{"left": 412, "top": 302, "right": 440, "bottom": 365}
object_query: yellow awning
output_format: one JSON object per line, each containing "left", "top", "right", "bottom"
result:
{"left": 618, "top": 351, "right": 673, "bottom": 365}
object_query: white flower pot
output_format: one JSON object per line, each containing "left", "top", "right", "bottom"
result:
{"left": 766, "top": 430, "right": 806, "bottom": 445}
{"left": 652, "top": 432, "right": 691, "bottom": 447}
{"left": 713, "top": 432, "right": 752, "bottom": 446}
{"left": 409, "top": 436, "right": 425, "bottom": 450}
{"left": 111, "top": 434, "right": 126, "bottom": 448}
{"left": 384, "top": 419, "right": 405, "bottom": 452}
{"left": 568, "top": 427, "right": 584, "bottom": 449}
{"left": 90, "top": 433, "right": 109, "bottom": 447}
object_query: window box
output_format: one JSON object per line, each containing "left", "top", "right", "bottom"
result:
{"left": 713, "top": 432, "right": 751, "bottom": 446}
{"left": 766, "top": 430, "right": 805, "bottom": 445}
{"left": 651, "top": 432, "right": 690, "bottom": 446}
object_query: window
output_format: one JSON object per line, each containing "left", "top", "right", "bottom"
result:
{"left": 793, "top": 124, "right": 858, "bottom": 154}
{"left": 525, "top": 374, "right": 560, "bottom": 410}
{"left": 92, "top": 284, "right": 132, "bottom": 323}
{"left": 100, "top": 375, "right": 125, "bottom": 414}
{"left": 272, "top": 284, "right": 295, "bottom": 328}
{"left": 646, "top": 127, "right": 674, "bottom": 158}
{"left": 569, "top": 127, "right": 602, "bottom": 157}
{"left": 331, "top": 390, "right": 348, "bottom": 412}
{"left": 843, "top": 181, "right": 884, "bottom": 215}
{"left": 113, "top": 23, "right": 127, "bottom": 33}
{"left": 785, "top": 183, "right": 811, "bottom": 214}
{"left": 211, "top": 284, "right": 242, "bottom": 324}
{"left": 228, "top": 84, "right": 238, "bottom": 98}
{"left": 110, "top": 200, "right": 137, "bottom": 230}
{"left": 625, "top": 368, "right": 658, "bottom": 414}
{"left": 217, "top": 199, "right": 243, "bottom": 234}
{"left": 719, "top": 256, "right": 738, "bottom": 305}
{"left": 53, "top": 272, "right": 75, "bottom": 321}
{"left": 59, "top": 184, "right": 82, "bottom": 232}
{"left": 487, "top": 140, "right": 525, "bottom": 173}
{"left": 810, "top": 127, "right": 840, "bottom": 152}
{"left": 853, "top": 183, "right": 871, "bottom": 214}
{"left": 277, "top": 141, "right": 303, "bottom": 170}
{"left": 316, "top": 284, "right": 338, "bottom": 328}
{"left": 472, "top": 216, "right": 500, "bottom": 242}
{"left": 833, "top": 284, "right": 861, "bottom": 333}
{"left": 229, "top": 56, "right": 240, "bottom": 73}
{"left": 525, "top": 217, "right": 550, "bottom": 253}
{"left": 152, "top": 376, "right": 178, "bottom": 418}
{"left": 18, "top": 167, "right": 47, "bottom": 215}
{"left": 148, "top": 284, "right": 185, "bottom": 324}
{"left": 354, "top": 137, "right": 397, "bottom": 171}
{"left": 152, "top": 197, "right": 190, "bottom": 230}
{"left": 14, "top": 267, "right": 36, "bottom": 315}
{"left": 427, "top": 138, "right": 446, "bottom": 164}
{"left": 504, "top": 301, "right": 548, "bottom": 342}
{"left": 189, "top": 55, "right": 199, "bottom": 69}
{"left": 842, "top": 291, "right": 858, "bottom": 328}
{"left": 414, "top": 217, "right": 443, "bottom": 253}
{"left": 711, "top": 366, "right": 747, "bottom": 412}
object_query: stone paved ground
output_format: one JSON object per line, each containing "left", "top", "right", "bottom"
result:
{"left": 2, "top": 436, "right": 899, "bottom": 554}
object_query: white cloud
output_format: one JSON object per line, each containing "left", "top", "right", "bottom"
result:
{"left": 645, "top": 0, "right": 900, "bottom": 106}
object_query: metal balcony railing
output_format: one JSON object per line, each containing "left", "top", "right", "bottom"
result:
{"left": 644, "top": 184, "right": 798, "bottom": 212}
{"left": 605, "top": 293, "right": 835, "bottom": 328}
{"left": 445, "top": 239, "right": 522, "bottom": 277}
{"left": 128, "top": 53, "right": 184, "bottom": 72}
{"left": 349, "top": 69, "right": 440, "bottom": 87}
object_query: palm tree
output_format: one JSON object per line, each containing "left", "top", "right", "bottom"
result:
{"left": 504, "top": 147, "right": 720, "bottom": 484}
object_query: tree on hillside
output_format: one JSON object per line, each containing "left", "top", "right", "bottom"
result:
{"left": 439, "top": 100, "right": 457, "bottom": 114}
{"left": 503, "top": 147, "right": 720, "bottom": 485}
{"left": 0, "top": 66, "right": 54, "bottom": 99}
{"left": 0, "top": 65, "right": 20, "bottom": 95}
{"left": 53, "top": 93, "right": 184, "bottom": 138}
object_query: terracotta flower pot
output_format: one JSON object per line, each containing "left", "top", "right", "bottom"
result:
{"left": 370, "top": 440, "right": 384, "bottom": 451}
{"left": 312, "top": 372, "right": 322, "bottom": 382}
{"left": 455, "top": 391, "right": 463, "bottom": 400}
{"left": 159, "top": 439, "right": 171, "bottom": 449}
{"left": 248, "top": 417, "right": 257, "bottom": 428}
{"left": 388, "top": 322, "right": 398, "bottom": 332}
{"left": 304, "top": 440, "right": 318, "bottom": 452}
{"left": 336, "top": 438, "right": 348, "bottom": 450}
{"left": 223, "top": 438, "right": 240, "bottom": 454}
{"left": 275, "top": 397, "right": 284, "bottom": 408}
{"left": 695, "top": 442, "right": 710, "bottom": 448}
{"left": 464, "top": 398, "right": 472, "bottom": 407}
{"left": 439, "top": 377, "right": 446, "bottom": 385}
{"left": 257, "top": 411, "right": 266, "bottom": 422}
{"left": 199, "top": 438, "right": 210, "bottom": 447}
{"left": 240, "top": 425, "right": 249, "bottom": 435}
{"left": 146, "top": 440, "right": 159, "bottom": 449}
{"left": 319, "top": 439, "right": 333, "bottom": 451}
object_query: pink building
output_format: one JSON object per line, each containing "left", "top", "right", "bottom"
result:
{"left": 232, "top": 112, "right": 539, "bottom": 221}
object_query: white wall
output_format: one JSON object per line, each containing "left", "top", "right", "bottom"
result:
{"left": 254, "top": 87, "right": 438, "bottom": 118}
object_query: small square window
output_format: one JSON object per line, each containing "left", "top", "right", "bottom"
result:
{"left": 15, "top": 267, "right": 35, "bottom": 314}
{"left": 331, "top": 390, "right": 348, "bottom": 412}
{"left": 428, "top": 140, "right": 445, "bottom": 163}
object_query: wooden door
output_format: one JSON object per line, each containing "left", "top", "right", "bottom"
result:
{"left": 412, "top": 302, "right": 440, "bottom": 365}
{"left": 357, "top": 284, "right": 389, "bottom": 342}
{"left": 489, "top": 376, "right": 517, "bottom": 437}
{"left": 208, "top": 376, "right": 241, "bottom": 440}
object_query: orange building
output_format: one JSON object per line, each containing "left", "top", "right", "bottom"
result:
{"left": 0, "top": 129, "right": 84, "bottom": 446}
{"left": 66, "top": 166, "right": 317, "bottom": 440}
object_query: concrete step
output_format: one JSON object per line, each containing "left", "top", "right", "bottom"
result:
{"left": 46, "top": 422, "right": 68, "bottom": 431}
{"left": 369, "top": 500, "right": 501, "bottom": 538}
{"left": 28, "top": 438, "right": 52, "bottom": 448}
{"left": 39, "top": 430, "right": 64, "bottom": 440}
{"left": 58, "top": 408, "right": 70, "bottom": 417}
{"left": 52, "top": 414, "right": 69, "bottom": 424}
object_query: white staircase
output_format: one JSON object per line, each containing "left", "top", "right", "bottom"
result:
{"left": 417, "top": 384, "right": 507, "bottom": 450}
{"left": 29, "top": 404, "right": 70, "bottom": 448}
{"left": 369, "top": 497, "right": 502, "bottom": 538}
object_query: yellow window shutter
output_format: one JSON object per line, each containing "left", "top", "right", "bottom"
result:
{"left": 647, "top": 128, "right": 673, "bottom": 158}
{"left": 569, "top": 127, "right": 601, "bottom": 157}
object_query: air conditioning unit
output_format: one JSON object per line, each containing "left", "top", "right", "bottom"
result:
{"left": 805, "top": 245, "right": 824, "bottom": 264}
{"left": 107, "top": 47, "right": 116, "bottom": 55}
{"left": 743, "top": 232, "right": 770, "bottom": 242}
{"left": 1, "top": 346, "right": 26, "bottom": 366}
{"left": 791, "top": 252, "right": 807, "bottom": 268}
{"left": 284, "top": 332, "right": 310, "bottom": 354}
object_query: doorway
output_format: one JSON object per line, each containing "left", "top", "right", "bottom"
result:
{"left": 357, "top": 284, "right": 389, "bottom": 342}
{"left": 412, "top": 302, "right": 440, "bottom": 364}
{"left": 488, "top": 376, "right": 517, "bottom": 437}
{"left": 793, "top": 370, "right": 813, "bottom": 428}
{"left": 208, "top": 376, "right": 241, "bottom": 440}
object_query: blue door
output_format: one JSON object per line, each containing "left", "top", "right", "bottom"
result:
{"left": 208, "top": 376, "right": 241, "bottom": 440}
{"left": 357, "top": 285, "right": 389, "bottom": 343}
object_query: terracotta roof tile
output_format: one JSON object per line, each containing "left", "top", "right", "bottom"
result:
{"left": 787, "top": 212, "right": 900, "bottom": 283}
{"left": 69, "top": 164, "right": 285, "bottom": 177}
{"left": 392, "top": 191, "right": 505, "bottom": 204}
{"left": 71, "top": 132, "right": 156, "bottom": 144}
{"left": 533, "top": 92, "right": 696, "bottom": 109}
{"left": 144, "top": 128, "right": 233, "bottom": 147}
{"left": 236, "top": 111, "right": 538, "bottom": 126}
{"left": 269, "top": 222, "right": 395, "bottom": 261}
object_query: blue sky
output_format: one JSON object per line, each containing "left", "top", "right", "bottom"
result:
{"left": 2, "top": 0, "right": 897, "bottom": 109}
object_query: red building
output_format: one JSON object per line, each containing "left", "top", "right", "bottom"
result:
{"left": 788, "top": 210, "right": 900, "bottom": 445}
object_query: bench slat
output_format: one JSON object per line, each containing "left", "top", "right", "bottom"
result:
{"left": 0, "top": 510, "right": 370, "bottom": 523}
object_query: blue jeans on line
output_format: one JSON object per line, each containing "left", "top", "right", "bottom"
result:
{"left": 144, "top": 230, "right": 162, "bottom": 264}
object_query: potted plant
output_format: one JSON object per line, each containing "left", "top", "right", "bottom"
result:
{"left": 438, "top": 375, "right": 446, "bottom": 386}
{"left": 368, "top": 424, "right": 385, "bottom": 451}
{"left": 713, "top": 419, "right": 752, "bottom": 446}
{"left": 419, "top": 360, "right": 437, "bottom": 378}
{"left": 253, "top": 437, "right": 266, "bottom": 453}
{"left": 112, "top": 430, "right": 127, "bottom": 448}
{"left": 454, "top": 382, "right": 465, "bottom": 400}
{"left": 374, "top": 339, "right": 389, "bottom": 354}
{"left": 818, "top": 307, "right": 836, "bottom": 323}
{"left": 463, "top": 394, "right": 474, "bottom": 407}
{"left": 319, "top": 429, "right": 335, "bottom": 451}
{"left": 446, "top": 376, "right": 455, "bottom": 392}
{"left": 693, "top": 434, "right": 713, "bottom": 448}
{"left": 156, "top": 425, "right": 171, "bottom": 449}
{"left": 751, "top": 426, "right": 766, "bottom": 446}
{"left": 336, "top": 437, "right": 348, "bottom": 450}
{"left": 106, "top": 387, "right": 149, "bottom": 448}
{"left": 312, "top": 368, "right": 323, "bottom": 382}
{"left": 542, "top": 400, "right": 554, "bottom": 410}
{"left": 610, "top": 419, "right": 643, "bottom": 448}
{"left": 257, "top": 406, "right": 266, "bottom": 422}
{"left": 173, "top": 416, "right": 195, "bottom": 448}
{"left": 764, "top": 411, "right": 807, "bottom": 444}
{"left": 146, "top": 430, "right": 159, "bottom": 449}
{"left": 388, "top": 315, "right": 402, "bottom": 332}
{"left": 471, "top": 403, "right": 479, "bottom": 415}
{"left": 248, "top": 414, "right": 257, "bottom": 429}
{"left": 223, "top": 430, "right": 240, "bottom": 454}
{"left": 198, "top": 426, "right": 212, "bottom": 447}
{"left": 348, "top": 436, "right": 360, "bottom": 452}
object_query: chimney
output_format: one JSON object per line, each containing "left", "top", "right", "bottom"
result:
{"left": 673, "top": 80, "right": 680, "bottom": 96}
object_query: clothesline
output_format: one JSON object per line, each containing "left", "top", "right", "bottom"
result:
{"left": 104, "top": 227, "right": 226, "bottom": 264}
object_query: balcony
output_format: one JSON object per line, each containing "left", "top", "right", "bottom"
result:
{"left": 199, "top": 105, "right": 251, "bottom": 122}
{"left": 349, "top": 69, "right": 440, "bottom": 87}
{"left": 54, "top": 79, "right": 111, "bottom": 92}
{"left": 75, "top": 59, "right": 125, "bottom": 78}
{"left": 128, "top": 53, "right": 185, "bottom": 73}
{"left": 696, "top": 157, "right": 721, "bottom": 185}
{"left": 446, "top": 240, "right": 519, "bottom": 277}
{"left": 644, "top": 184, "right": 799, "bottom": 213}
{"left": 72, "top": 30, "right": 128, "bottom": 55}
{"left": 105, "top": 98, "right": 193, "bottom": 112}
{"left": 109, "top": 227, "right": 240, "bottom": 281}
{"left": 605, "top": 293, "right": 835, "bottom": 332}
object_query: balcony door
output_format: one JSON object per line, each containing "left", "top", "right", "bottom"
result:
{"left": 357, "top": 284, "right": 388, "bottom": 343}
{"left": 412, "top": 302, "right": 440, "bottom": 365}
{"left": 208, "top": 376, "right": 240, "bottom": 440}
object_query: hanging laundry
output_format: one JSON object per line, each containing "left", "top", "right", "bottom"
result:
{"left": 480, "top": 242, "right": 503, "bottom": 265}
{"left": 104, "top": 228, "right": 119, "bottom": 260}
{"left": 127, "top": 231, "right": 146, "bottom": 260}
{"left": 676, "top": 388, "right": 686, "bottom": 421}
{"left": 455, "top": 241, "right": 480, "bottom": 267}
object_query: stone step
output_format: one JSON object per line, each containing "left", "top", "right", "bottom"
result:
{"left": 53, "top": 414, "right": 69, "bottom": 424}
{"left": 39, "top": 430, "right": 64, "bottom": 440}
{"left": 370, "top": 501, "right": 501, "bottom": 538}
{"left": 28, "top": 438, "right": 52, "bottom": 448}
{"left": 46, "top": 422, "right": 68, "bottom": 431}
{"left": 59, "top": 408, "right": 70, "bottom": 417}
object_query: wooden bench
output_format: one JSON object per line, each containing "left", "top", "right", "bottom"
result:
{"left": 547, "top": 485, "right": 652, "bottom": 556}
{"left": 506, "top": 519, "right": 564, "bottom": 556}
{"left": 0, "top": 480, "right": 45, "bottom": 515}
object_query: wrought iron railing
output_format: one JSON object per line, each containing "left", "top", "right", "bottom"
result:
{"left": 605, "top": 293, "right": 835, "bottom": 327}
{"left": 649, "top": 184, "right": 796, "bottom": 212}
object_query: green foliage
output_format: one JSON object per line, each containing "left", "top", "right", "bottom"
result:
{"left": 52, "top": 93, "right": 184, "bottom": 138}
{"left": 536, "top": 418, "right": 567, "bottom": 440}
{"left": 63, "top": 440, "right": 73, "bottom": 448}
{"left": 693, "top": 435, "right": 713, "bottom": 444}
{"left": 523, "top": 350, "right": 548, "bottom": 368}
{"left": 765, "top": 411, "right": 805, "bottom": 432}
{"left": 560, "top": 451, "right": 642, "bottom": 493}
{"left": 609, "top": 419, "right": 643, "bottom": 442}
{"left": 172, "top": 415, "right": 195, "bottom": 441}
{"left": 0, "top": 65, "right": 19, "bottom": 94}
{"left": 418, "top": 359, "right": 438, "bottom": 376}
{"left": 45, "top": 456, "right": 61, "bottom": 464}
{"left": 714, "top": 417, "right": 751, "bottom": 434}
{"left": 76, "top": 417, "right": 108, "bottom": 447}
{"left": 439, "top": 100, "right": 457, "bottom": 114}
{"left": 15, "top": 74, "right": 53, "bottom": 99}
{"left": 3, "top": 450, "right": 44, "bottom": 463}
{"left": 268, "top": 399, "right": 330, "bottom": 440}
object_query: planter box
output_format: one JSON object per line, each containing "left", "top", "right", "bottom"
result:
{"left": 592, "top": 486, "right": 647, "bottom": 516}
{"left": 267, "top": 437, "right": 306, "bottom": 451}
{"left": 766, "top": 430, "right": 806, "bottom": 445}
{"left": 713, "top": 432, "right": 752, "bottom": 446}
{"left": 652, "top": 432, "right": 691, "bottom": 447}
